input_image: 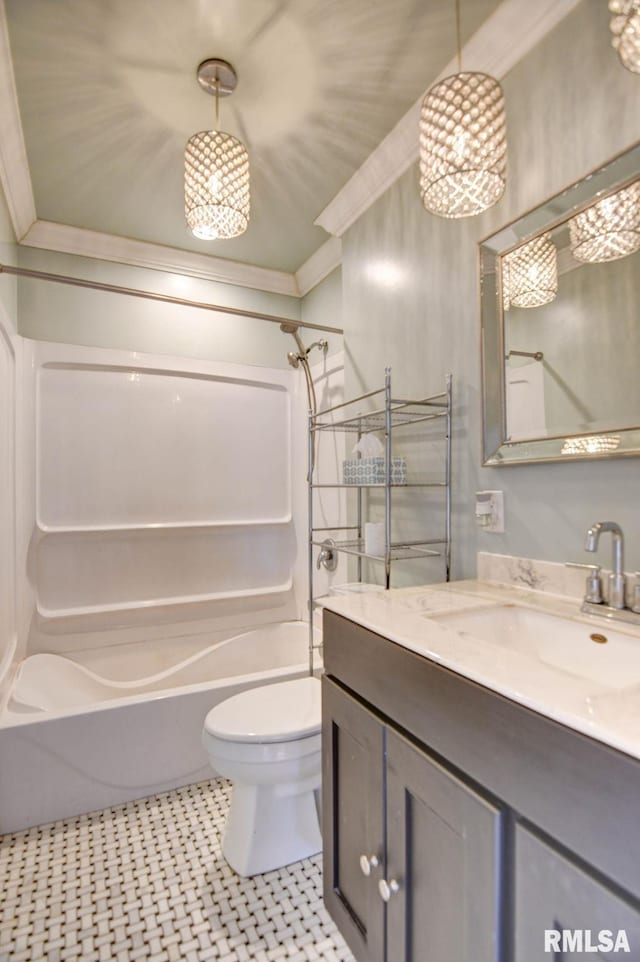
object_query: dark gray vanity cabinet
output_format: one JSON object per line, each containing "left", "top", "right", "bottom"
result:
{"left": 323, "top": 610, "right": 640, "bottom": 962}
{"left": 322, "top": 677, "right": 503, "bottom": 962}
{"left": 514, "top": 827, "right": 640, "bottom": 961}
{"left": 321, "top": 676, "right": 385, "bottom": 962}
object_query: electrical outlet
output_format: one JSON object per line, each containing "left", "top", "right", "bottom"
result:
{"left": 475, "top": 491, "right": 504, "bottom": 533}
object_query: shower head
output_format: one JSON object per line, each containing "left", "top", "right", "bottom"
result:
{"left": 279, "top": 322, "right": 306, "bottom": 357}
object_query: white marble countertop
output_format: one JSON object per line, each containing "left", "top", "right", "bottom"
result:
{"left": 322, "top": 580, "right": 640, "bottom": 762}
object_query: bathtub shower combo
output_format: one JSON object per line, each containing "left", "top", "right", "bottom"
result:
{"left": 0, "top": 325, "right": 344, "bottom": 873}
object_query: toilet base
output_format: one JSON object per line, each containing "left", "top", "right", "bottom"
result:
{"left": 222, "top": 781, "right": 322, "bottom": 877}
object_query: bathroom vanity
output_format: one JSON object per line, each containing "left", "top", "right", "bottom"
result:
{"left": 321, "top": 586, "right": 640, "bottom": 962}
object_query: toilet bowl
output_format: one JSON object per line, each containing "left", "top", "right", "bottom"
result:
{"left": 202, "top": 675, "right": 322, "bottom": 877}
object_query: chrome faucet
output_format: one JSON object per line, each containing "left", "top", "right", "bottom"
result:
{"left": 585, "top": 521, "right": 625, "bottom": 609}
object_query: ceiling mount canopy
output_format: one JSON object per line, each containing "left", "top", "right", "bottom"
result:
{"left": 196, "top": 58, "right": 239, "bottom": 97}
{"left": 184, "top": 58, "right": 251, "bottom": 241}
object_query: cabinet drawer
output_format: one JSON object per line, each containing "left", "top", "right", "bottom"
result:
{"left": 515, "top": 825, "right": 640, "bottom": 960}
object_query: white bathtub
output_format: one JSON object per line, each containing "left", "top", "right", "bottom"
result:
{"left": 0, "top": 621, "right": 319, "bottom": 833}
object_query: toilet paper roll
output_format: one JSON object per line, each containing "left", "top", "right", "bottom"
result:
{"left": 364, "top": 522, "right": 385, "bottom": 558}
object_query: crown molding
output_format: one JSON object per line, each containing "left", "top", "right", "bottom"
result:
{"left": 315, "top": 0, "right": 583, "bottom": 238}
{"left": 294, "top": 237, "right": 342, "bottom": 297}
{"left": 0, "top": 1, "right": 36, "bottom": 240}
{"left": 21, "top": 221, "right": 300, "bottom": 297}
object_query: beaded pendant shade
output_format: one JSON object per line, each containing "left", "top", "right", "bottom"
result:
{"left": 569, "top": 181, "right": 640, "bottom": 263}
{"left": 503, "top": 234, "right": 558, "bottom": 309}
{"left": 185, "top": 60, "right": 250, "bottom": 240}
{"left": 609, "top": 0, "right": 640, "bottom": 73}
{"left": 419, "top": 71, "right": 507, "bottom": 218}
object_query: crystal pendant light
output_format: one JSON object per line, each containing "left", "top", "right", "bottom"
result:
{"left": 419, "top": 0, "right": 507, "bottom": 218}
{"left": 609, "top": 0, "right": 640, "bottom": 73}
{"left": 569, "top": 181, "right": 640, "bottom": 263}
{"left": 503, "top": 234, "right": 558, "bottom": 309}
{"left": 185, "top": 59, "right": 250, "bottom": 240}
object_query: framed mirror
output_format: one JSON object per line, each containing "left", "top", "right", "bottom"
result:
{"left": 479, "top": 141, "right": 640, "bottom": 466}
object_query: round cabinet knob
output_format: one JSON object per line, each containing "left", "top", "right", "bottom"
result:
{"left": 378, "top": 878, "right": 400, "bottom": 902}
{"left": 359, "top": 854, "right": 379, "bottom": 877}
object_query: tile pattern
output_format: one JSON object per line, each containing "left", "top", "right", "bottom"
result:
{"left": 0, "top": 779, "right": 354, "bottom": 962}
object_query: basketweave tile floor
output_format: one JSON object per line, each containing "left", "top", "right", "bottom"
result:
{"left": 0, "top": 778, "right": 354, "bottom": 962}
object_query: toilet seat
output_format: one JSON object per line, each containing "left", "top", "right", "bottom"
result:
{"left": 203, "top": 675, "right": 321, "bottom": 744}
{"left": 201, "top": 674, "right": 323, "bottom": 876}
{"left": 203, "top": 730, "right": 321, "bottom": 766}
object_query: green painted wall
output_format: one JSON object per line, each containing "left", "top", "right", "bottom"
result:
{"left": 17, "top": 246, "right": 306, "bottom": 369}
{"left": 341, "top": 0, "right": 640, "bottom": 579}
{"left": 300, "top": 266, "right": 343, "bottom": 358}
{"left": 0, "top": 182, "right": 17, "bottom": 329}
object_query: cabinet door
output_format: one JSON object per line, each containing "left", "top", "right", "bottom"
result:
{"left": 385, "top": 729, "right": 504, "bottom": 962}
{"left": 515, "top": 825, "right": 640, "bottom": 960}
{"left": 322, "top": 678, "right": 385, "bottom": 962}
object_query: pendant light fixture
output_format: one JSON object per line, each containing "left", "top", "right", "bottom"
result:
{"left": 184, "top": 59, "right": 250, "bottom": 240}
{"left": 609, "top": 0, "right": 640, "bottom": 74}
{"left": 419, "top": 0, "right": 507, "bottom": 218}
{"left": 569, "top": 181, "right": 640, "bottom": 263}
{"left": 503, "top": 234, "right": 558, "bottom": 309}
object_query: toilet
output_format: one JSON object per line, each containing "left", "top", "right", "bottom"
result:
{"left": 202, "top": 675, "right": 322, "bottom": 877}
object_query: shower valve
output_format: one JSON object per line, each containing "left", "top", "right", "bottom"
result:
{"left": 317, "top": 539, "right": 338, "bottom": 572}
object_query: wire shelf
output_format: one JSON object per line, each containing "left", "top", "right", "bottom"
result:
{"left": 312, "top": 408, "right": 447, "bottom": 434}
{"left": 311, "top": 538, "right": 444, "bottom": 562}
{"left": 307, "top": 371, "right": 452, "bottom": 672}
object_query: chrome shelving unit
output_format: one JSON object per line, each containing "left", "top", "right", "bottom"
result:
{"left": 307, "top": 370, "right": 452, "bottom": 669}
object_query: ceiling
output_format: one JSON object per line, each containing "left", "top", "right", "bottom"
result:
{"left": 5, "top": 0, "right": 503, "bottom": 275}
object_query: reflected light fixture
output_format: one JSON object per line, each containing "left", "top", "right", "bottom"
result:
{"left": 503, "top": 234, "right": 558, "bottom": 309}
{"left": 185, "top": 59, "right": 250, "bottom": 240}
{"left": 561, "top": 435, "right": 621, "bottom": 456}
{"left": 609, "top": 0, "right": 640, "bottom": 73}
{"left": 419, "top": 0, "right": 507, "bottom": 217}
{"left": 569, "top": 180, "right": 640, "bottom": 263}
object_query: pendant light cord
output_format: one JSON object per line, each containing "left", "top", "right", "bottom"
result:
{"left": 215, "top": 77, "right": 220, "bottom": 130}
{"left": 455, "top": 0, "right": 462, "bottom": 73}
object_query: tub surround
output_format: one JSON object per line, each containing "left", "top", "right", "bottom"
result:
{"left": 322, "top": 573, "right": 640, "bottom": 761}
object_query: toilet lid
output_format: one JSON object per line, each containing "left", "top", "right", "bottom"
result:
{"left": 204, "top": 676, "right": 321, "bottom": 744}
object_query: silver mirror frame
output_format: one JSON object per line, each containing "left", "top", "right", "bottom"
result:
{"left": 479, "top": 141, "right": 640, "bottom": 467}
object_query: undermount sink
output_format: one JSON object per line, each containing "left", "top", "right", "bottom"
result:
{"left": 431, "top": 604, "right": 640, "bottom": 691}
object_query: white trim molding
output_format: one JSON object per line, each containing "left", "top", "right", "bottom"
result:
{"left": 21, "top": 221, "right": 300, "bottom": 298}
{"left": 0, "top": 1, "right": 36, "bottom": 241}
{"left": 294, "top": 237, "right": 342, "bottom": 297}
{"left": 315, "top": 0, "right": 583, "bottom": 238}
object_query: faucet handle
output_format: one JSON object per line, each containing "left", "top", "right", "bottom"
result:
{"left": 565, "top": 562, "right": 603, "bottom": 604}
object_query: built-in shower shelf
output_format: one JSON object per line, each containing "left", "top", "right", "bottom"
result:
{"left": 311, "top": 538, "right": 444, "bottom": 563}
{"left": 36, "top": 579, "right": 293, "bottom": 621}
{"left": 35, "top": 516, "right": 293, "bottom": 534}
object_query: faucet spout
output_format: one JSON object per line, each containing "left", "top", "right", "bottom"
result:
{"left": 585, "top": 521, "right": 625, "bottom": 609}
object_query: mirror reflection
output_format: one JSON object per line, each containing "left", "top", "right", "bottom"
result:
{"left": 480, "top": 142, "right": 640, "bottom": 465}
{"left": 502, "top": 178, "right": 640, "bottom": 446}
